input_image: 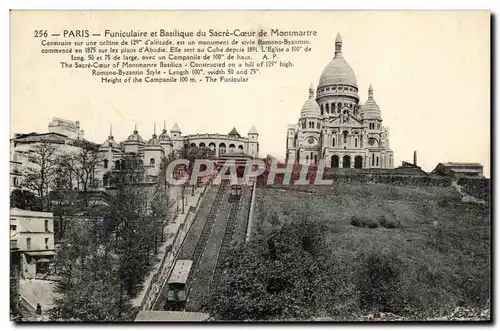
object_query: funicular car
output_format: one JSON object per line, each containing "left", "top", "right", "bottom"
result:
{"left": 165, "top": 260, "right": 193, "bottom": 310}
{"left": 229, "top": 184, "right": 243, "bottom": 202}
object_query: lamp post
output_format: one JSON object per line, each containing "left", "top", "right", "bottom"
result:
{"left": 181, "top": 184, "right": 185, "bottom": 214}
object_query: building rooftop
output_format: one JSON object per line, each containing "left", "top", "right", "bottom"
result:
{"left": 439, "top": 162, "right": 483, "bottom": 168}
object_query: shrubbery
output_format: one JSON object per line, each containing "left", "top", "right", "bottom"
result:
{"left": 350, "top": 215, "right": 379, "bottom": 228}
{"left": 350, "top": 215, "right": 399, "bottom": 229}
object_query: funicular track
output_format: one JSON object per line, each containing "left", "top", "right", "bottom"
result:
{"left": 185, "top": 184, "right": 226, "bottom": 287}
{"left": 210, "top": 193, "right": 242, "bottom": 291}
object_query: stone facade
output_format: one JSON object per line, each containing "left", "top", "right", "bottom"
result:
{"left": 286, "top": 33, "right": 394, "bottom": 169}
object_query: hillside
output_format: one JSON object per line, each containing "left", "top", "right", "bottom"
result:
{"left": 209, "top": 182, "right": 490, "bottom": 321}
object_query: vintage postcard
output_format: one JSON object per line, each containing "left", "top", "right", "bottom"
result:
{"left": 9, "top": 10, "right": 491, "bottom": 322}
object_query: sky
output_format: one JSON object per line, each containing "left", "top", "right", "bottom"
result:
{"left": 10, "top": 11, "right": 490, "bottom": 176}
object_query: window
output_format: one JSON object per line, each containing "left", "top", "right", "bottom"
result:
{"left": 104, "top": 159, "right": 109, "bottom": 168}
{"left": 45, "top": 238, "right": 49, "bottom": 249}
{"left": 306, "top": 155, "right": 309, "bottom": 162}
{"left": 338, "top": 103, "right": 341, "bottom": 110}
{"left": 376, "top": 157, "right": 379, "bottom": 166}
{"left": 302, "top": 121, "right": 306, "bottom": 129}
{"left": 44, "top": 220, "right": 49, "bottom": 232}
{"left": 332, "top": 137, "right": 335, "bottom": 147}
{"left": 10, "top": 224, "right": 16, "bottom": 231}
{"left": 317, "top": 122, "right": 320, "bottom": 129}
{"left": 355, "top": 138, "right": 358, "bottom": 147}
{"left": 314, "top": 155, "right": 318, "bottom": 165}
{"left": 326, "top": 104, "right": 329, "bottom": 113}
{"left": 150, "top": 158, "right": 155, "bottom": 165}
{"left": 320, "top": 104, "right": 324, "bottom": 115}
{"left": 26, "top": 238, "right": 31, "bottom": 250}
{"left": 372, "top": 154, "right": 375, "bottom": 166}
{"left": 332, "top": 103, "right": 336, "bottom": 113}
{"left": 343, "top": 131, "right": 348, "bottom": 144}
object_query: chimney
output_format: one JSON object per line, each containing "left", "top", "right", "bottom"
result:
{"left": 413, "top": 151, "right": 417, "bottom": 166}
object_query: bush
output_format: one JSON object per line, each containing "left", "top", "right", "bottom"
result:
{"left": 383, "top": 219, "right": 398, "bottom": 229}
{"left": 377, "top": 216, "right": 398, "bottom": 229}
{"left": 350, "top": 216, "right": 378, "bottom": 229}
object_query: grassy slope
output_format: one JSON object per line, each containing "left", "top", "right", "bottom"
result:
{"left": 253, "top": 183, "right": 490, "bottom": 318}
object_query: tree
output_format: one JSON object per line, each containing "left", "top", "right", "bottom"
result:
{"left": 50, "top": 217, "right": 132, "bottom": 321}
{"left": 10, "top": 189, "right": 41, "bottom": 210}
{"left": 58, "top": 140, "right": 102, "bottom": 207}
{"left": 22, "top": 142, "right": 57, "bottom": 210}
{"left": 51, "top": 153, "right": 174, "bottom": 321}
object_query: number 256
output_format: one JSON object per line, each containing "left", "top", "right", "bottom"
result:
{"left": 34, "top": 30, "right": 48, "bottom": 38}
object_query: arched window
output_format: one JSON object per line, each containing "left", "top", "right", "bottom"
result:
{"left": 199, "top": 142, "right": 206, "bottom": 148}
{"left": 238, "top": 145, "right": 244, "bottom": 152}
{"left": 332, "top": 136, "right": 336, "bottom": 147}
{"left": 338, "top": 102, "right": 342, "bottom": 110}
{"left": 326, "top": 104, "right": 329, "bottom": 113}
{"left": 219, "top": 143, "right": 226, "bottom": 156}
{"left": 343, "top": 131, "right": 348, "bottom": 144}
{"left": 320, "top": 104, "right": 324, "bottom": 115}
{"left": 209, "top": 142, "right": 216, "bottom": 150}
{"left": 229, "top": 144, "right": 236, "bottom": 153}
{"left": 355, "top": 138, "right": 358, "bottom": 147}
{"left": 372, "top": 154, "right": 375, "bottom": 166}
{"left": 332, "top": 103, "right": 336, "bottom": 113}
{"left": 190, "top": 142, "right": 196, "bottom": 148}
{"left": 331, "top": 155, "right": 340, "bottom": 168}
{"left": 354, "top": 156, "right": 363, "bottom": 169}
{"left": 342, "top": 155, "right": 351, "bottom": 168}
{"left": 376, "top": 157, "right": 379, "bottom": 166}
{"left": 104, "top": 159, "right": 109, "bottom": 169}
{"left": 150, "top": 158, "right": 155, "bottom": 165}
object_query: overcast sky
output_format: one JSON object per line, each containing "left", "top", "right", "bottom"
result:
{"left": 11, "top": 11, "right": 490, "bottom": 176}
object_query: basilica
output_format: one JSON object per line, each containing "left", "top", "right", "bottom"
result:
{"left": 286, "top": 33, "right": 394, "bottom": 169}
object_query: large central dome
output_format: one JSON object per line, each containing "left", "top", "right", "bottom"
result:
{"left": 318, "top": 33, "right": 357, "bottom": 88}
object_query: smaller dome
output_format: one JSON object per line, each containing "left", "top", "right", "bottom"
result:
{"left": 147, "top": 133, "right": 161, "bottom": 146}
{"left": 361, "top": 85, "right": 381, "bottom": 120}
{"left": 159, "top": 129, "right": 173, "bottom": 145}
{"left": 126, "top": 128, "right": 144, "bottom": 143}
{"left": 101, "top": 135, "right": 119, "bottom": 149}
{"left": 300, "top": 84, "right": 321, "bottom": 117}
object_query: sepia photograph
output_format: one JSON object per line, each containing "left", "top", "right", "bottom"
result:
{"left": 9, "top": 10, "right": 491, "bottom": 323}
